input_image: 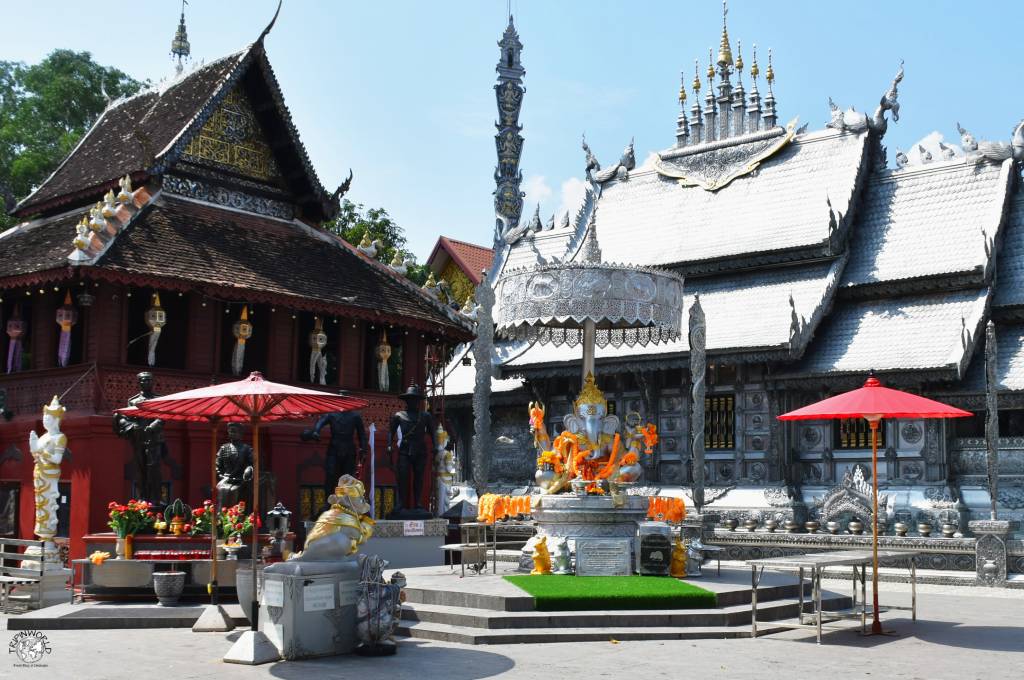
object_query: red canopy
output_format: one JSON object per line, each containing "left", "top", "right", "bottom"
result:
{"left": 778, "top": 375, "right": 972, "bottom": 421}
{"left": 115, "top": 371, "right": 368, "bottom": 422}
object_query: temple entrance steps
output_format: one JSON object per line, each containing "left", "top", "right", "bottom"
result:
{"left": 393, "top": 565, "right": 852, "bottom": 645}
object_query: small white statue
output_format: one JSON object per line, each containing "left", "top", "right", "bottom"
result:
{"left": 29, "top": 397, "right": 66, "bottom": 561}
{"left": 375, "top": 333, "right": 392, "bottom": 391}
{"left": 551, "top": 536, "right": 572, "bottom": 574}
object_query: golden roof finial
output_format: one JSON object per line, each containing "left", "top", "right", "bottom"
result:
{"left": 678, "top": 73, "right": 687, "bottom": 104}
{"left": 717, "top": 0, "right": 733, "bottom": 67}
{"left": 692, "top": 60, "right": 702, "bottom": 93}
{"left": 750, "top": 44, "right": 759, "bottom": 79}
{"left": 358, "top": 230, "right": 372, "bottom": 249}
{"left": 735, "top": 40, "right": 743, "bottom": 73}
{"left": 574, "top": 372, "right": 608, "bottom": 411}
{"left": 766, "top": 48, "right": 775, "bottom": 85}
{"left": 706, "top": 48, "right": 715, "bottom": 81}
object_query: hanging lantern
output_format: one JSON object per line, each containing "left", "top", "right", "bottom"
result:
{"left": 145, "top": 292, "right": 167, "bottom": 367}
{"left": 375, "top": 331, "right": 392, "bottom": 391}
{"left": 5, "top": 305, "right": 25, "bottom": 374}
{"left": 231, "top": 305, "right": 253, "bottom": 376}
{"left": 308, "top": 316, "right": 328, "bottom": 384}
{"left": 55, "top": 291, "right": 78, "bottom": 368}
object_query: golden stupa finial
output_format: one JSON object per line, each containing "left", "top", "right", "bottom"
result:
{"left": 423, "top": 271, "right": 437, "bottom": 290}
{"left": 358, "top": 230, "right": 372, "bottom": 249}
{"left": 717, "top": 0, "right": 733, "bottom": 67}
{"left": 706, "top": 48, "right": 715, "bottom": 81}
{"left": 735, "top": 40, "right": 743, "bottom": 73}
{"left": 678, "top": 73, "right": 687, "bottom": 104}
{"left": 750, "top": 44, "right": 759, "bottom": 79}
{"left": 692, "top": 60, "right": 702, "bottom": 93}
{"left": 766, "top": 48, "right": 775, "bottom": 85}
{"left": 390, "top": 250, "right": 403, "bottom": 267}
{"left": 574, "top": 372, "right": 608, "bottom": 411}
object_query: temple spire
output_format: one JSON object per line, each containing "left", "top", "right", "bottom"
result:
{"left": 493, "top": 15, "right": 526, "bottom": 247}
{"left": 763, "top": 48, "right": 778, "bottom": 128}
{"left": 170, "top": 0, "right": 191, "bottom": 75}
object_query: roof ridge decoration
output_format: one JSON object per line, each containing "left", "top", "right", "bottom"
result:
{"left": 68, "top": 176, "right": 154, "bottom": 265}
{"left": 493, "top": 14, "right": 527, "bottom": 250}
{"left": 653, "top": 117, "right": 799, "bottom": 191}
{"left": 826, "top": 61, "right": 903, "bottom": 136}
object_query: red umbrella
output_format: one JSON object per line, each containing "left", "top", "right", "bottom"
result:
{"left": 779, "top": 373, "right": 970, "bottom": 634}
{"left": 116, "top": 371, "right": 367, "bottom": 636}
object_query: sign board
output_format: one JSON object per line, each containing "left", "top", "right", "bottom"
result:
{"left": 262, "top": 578, "right": 284, "bottom": 608}
{"left": 338, "top": 582, "right": 359, "bottom": 607}
{"left": 303, "top": 582, "right": 335, "bottom": 612}
{"left": 575, "top": 538, "right": 632, "bottom": 576}
{"left": 637, "top": 533, "right": 672, "bottom": 576}
{"left": 403, "top": 520, "right": 425, "bottom": 536}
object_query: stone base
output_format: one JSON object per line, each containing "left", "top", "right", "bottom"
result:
{"left": 192, "top": 604, "right": 235, "bottom": 632}
{"left": 222, "top": 630, "right": 280, "bottom": 665}
{"left": 968, "top": 519, "right": 1019, "bottom": 587}
{"left": 532, "top": 494, "right": 648, "bottom": 541}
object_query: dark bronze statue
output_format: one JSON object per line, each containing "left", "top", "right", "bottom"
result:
{"left": 216, "top": 422, "right": 254, "bottom": 509}
{"left": 388, "top": 384, "right": 435, "bottom": 515}
{"left": 113, "top": 372, "right": 168, "bottom": 504}
{"left": 301, "top": 390, "right": 367, "bottom": 500}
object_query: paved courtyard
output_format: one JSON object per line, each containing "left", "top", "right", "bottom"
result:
{"left": 1, "top": 580, "right": 1020, "bottom": 680}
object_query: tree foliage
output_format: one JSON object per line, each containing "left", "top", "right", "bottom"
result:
{"left": 324, "top": 199, "right": 430, "bottom": 285}
{"left": 0, "top": 49, "right": 143, "bottom": 227}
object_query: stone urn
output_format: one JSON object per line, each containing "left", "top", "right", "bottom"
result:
{"left": 744, "top": 518, "right": 758, "bottom": 532}
{"left": 152, "top": 571, "right": 186, "bottom": 606}
{"left": 764, "top": 519, "right": 778, "bottom": 533}
{"left": 724, "top": 518, "right": 739, "bottom": 532}
{"left": 894, "top": 522, "right": 909, "bottom": 537}
{"left": 784, "top": 520, "right": 800, "bottom": 533}
{"left": 917, "top": 522, "right": 933, "bottom": 538}
{"left": 535, "top": 464, "right": 557, "bottom": 492}
{"left": 804, "top": 521, "right": 820, "bottom": 534}
{"left": 848, "top": 519, "right": 864, "bottom": 535}
{"left": 826, "top": 521, "right": 840, "bottom": 535}
{"left": 941, "top": 523, "right": 957, "bottom": 538}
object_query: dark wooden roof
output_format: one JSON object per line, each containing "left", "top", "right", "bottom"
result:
{"left": 94, "top": 196, "right": 471, "bottom": 335}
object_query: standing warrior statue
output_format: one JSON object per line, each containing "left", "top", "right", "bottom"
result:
{"left": 301, "top": 391, "right": 368, "bottom": 502}
{"left": 387, "top": 384, "right": 435, "bottom": 514}
{"left": 113, "top": 372, "right": 168, "bottom": 504}
{"left": 29, "top": 396, "right": 66, "bottom": 558}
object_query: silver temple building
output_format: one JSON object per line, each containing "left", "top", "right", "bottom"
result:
{"left": 443, "top": 9, "right": 1024, "bottom": 579}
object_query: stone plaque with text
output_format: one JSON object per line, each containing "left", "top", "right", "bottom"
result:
{"left": 575, "top": 538, "right": 632, "bottom": 576}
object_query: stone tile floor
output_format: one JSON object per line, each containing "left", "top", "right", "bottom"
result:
{"left": 1, "top": 580, "right": 1021, "bottom": 679}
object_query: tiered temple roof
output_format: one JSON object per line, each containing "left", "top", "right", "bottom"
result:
{"left": 449, "top": 7, "right": 1024, "bottom": 394}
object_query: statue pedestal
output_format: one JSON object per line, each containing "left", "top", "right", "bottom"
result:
{"left": 532, "top": 494, "right": 648, "bottom": 542}
{"left": 20, "top": 542, "right": 69, "bottom": 609}
{"left": 259, "top": 559, "right": 361, "bottom": 660}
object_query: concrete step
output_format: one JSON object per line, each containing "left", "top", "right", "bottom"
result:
{"left": 395, "top": 620, "right": 793, "bottom": 644}
{"left": 401, "top": 593, "right": 851, "bottom": 630}
{"left": 7, "top": 602, "right": 248, "bottom": 630}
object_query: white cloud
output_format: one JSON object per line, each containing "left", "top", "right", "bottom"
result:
{"left": 521, "top": 174, "right": 553, "bottom": 213}
{"left": 557, "top": 176, "right": 588, "bottom": 223}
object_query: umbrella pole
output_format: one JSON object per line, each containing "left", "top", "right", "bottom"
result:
{"left": 210, "top": 422, "right": 219, "bottom": 606}
{"left": 250, "top": 420, "right": 260, "bottom": 633}
{"left": 869, "top": 416, "right": 882, "bottom": 635}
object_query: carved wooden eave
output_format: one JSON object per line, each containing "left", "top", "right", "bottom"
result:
{"left": 654, "top": 120, "right": 798, "bottom": 192}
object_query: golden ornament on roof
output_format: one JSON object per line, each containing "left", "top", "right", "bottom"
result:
{"left": 750, "top": 44, "right": 760, "bottom": 79}
{"left": 735, "top": 41, "right": 743, "bottom": 72}
{"left": 359, "top": 230, "right": 372, "bottom": 249}
{"left": 692, "top": 60, "right": 702, "bottom": 93}
{"left": 574, "top": 372, "right": 608, "bottom": 411}
{"left": 766, "top": 48, "right": 775, "bottom": 83}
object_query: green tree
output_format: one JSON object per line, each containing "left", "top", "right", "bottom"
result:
{"left": 0, "top": 50, "right": 143, "bottom": 227}
{"left": 325, "top": 199, "right": 429, "bottom": 285}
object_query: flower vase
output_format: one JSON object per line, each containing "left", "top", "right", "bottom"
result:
{"left": 169, "top": 516, "right": 185, "bottom": 536}
{"left": 116, "top": 535, "right": 134, "bottom": 560}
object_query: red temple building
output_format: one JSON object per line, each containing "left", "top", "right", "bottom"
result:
{"left": 0, "top": 30, "right": 472, "bottom": 560}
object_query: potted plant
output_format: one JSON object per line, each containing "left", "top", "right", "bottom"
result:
{"left": 164, "top": 499, "right": 193, "bottom": 536}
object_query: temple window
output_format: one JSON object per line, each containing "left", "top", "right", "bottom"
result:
{"left": 834, "top": 418, "right": 887, "bottom": 449}
{"left": 126, "top": 289, "right": 189, "bottom": 369}
{"left": 954, "top": 412, "right": 985, "bottom": 438}
{"left": 704, "top": 394, "right": 735, "bottom": 449}
{"left": 363, "top": 326, "right": 403, "bottom": 393}
{"left": 297, "top": 484, "right": 327, "bottom": 526}
{"left": 295, "top": 312, "right": 337, "bottom": 385}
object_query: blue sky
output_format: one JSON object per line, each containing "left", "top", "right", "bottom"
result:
{"left": 3, "top": 0, "right": 1023, "bottom": 260}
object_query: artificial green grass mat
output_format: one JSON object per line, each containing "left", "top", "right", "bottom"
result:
{"left": 503, "top": 575, "right": 717, "bottom": 611}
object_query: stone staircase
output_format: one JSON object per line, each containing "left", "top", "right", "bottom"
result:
{"left": 397, "top": 577, "right": 852, "bottom": 645}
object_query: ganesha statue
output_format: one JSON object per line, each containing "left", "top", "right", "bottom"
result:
{"left": 533, "top": 373, "right": 657, "bottom": 494}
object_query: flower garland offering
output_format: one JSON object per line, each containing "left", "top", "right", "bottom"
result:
{"left": 476, "top": 494, "right": 531, "bottom": 524}
{"left": 89, "top": 550, "right": 111, "bottom": 565}
{"left": 107, "top": 499, "right": 154, "bottom": 537}
{"left": 536, "top": 450, "right": 565, "bottom": 475}
{"left": 646, "top": 496, "right": 686, "bottom": 523}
